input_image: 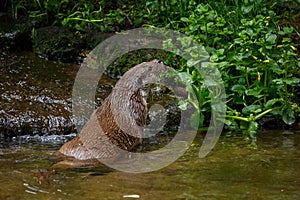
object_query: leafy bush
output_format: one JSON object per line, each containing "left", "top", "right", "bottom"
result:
{"left": 155, "top": 1, "right": 300, "bottom": 136}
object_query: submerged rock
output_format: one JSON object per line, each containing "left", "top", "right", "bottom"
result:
{"left": 33, "top": 26, "right": 85, "bottom": 63}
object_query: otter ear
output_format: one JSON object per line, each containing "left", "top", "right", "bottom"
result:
{"left": 129, "top": 90, "right": 147, "bottom": 127}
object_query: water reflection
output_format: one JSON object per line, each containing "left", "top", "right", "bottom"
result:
{"left": 0, "top": 130, "right": 299, "bottom": 199}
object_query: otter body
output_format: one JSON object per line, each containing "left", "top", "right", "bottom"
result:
{"left": 58, "top": 60, "right": 168, "bottom": 162}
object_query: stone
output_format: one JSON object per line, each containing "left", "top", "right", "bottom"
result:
{"left": 33, "top": 26, "right": 84, "bottom": 62}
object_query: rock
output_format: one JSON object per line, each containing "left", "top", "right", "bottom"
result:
{"left": 0, "top": 51, "right": 81, "bottom": 137}
{"left": 33, "top": 26, "right": 84, "bottom": 63}
{"left": 0, "top": 17, "right": 43, "bottom": 51}
{"left": 85, "top": 30, "right": 114, "bottom": 50}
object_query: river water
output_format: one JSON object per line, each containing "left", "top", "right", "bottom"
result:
{"left": 0, "top": 130, "right": 299, "bottom": 199}
{"left": 0, "top": 50, "right": 115, "bottom": 136}
{"left": 0, "top": 46, "right": 299, "bottom": 199}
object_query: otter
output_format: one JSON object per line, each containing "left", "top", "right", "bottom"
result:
{"left": 58, "top": 60, "right": 169, "bottom": 164}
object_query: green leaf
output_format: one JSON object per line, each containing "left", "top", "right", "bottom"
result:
{"left": 264, "top": 98, "right": 282, "bottom": 109}
{"left": 245, "top": 88, "right": 263, "bottom": 97}
{"left": 232, "top": 95, "right": 245, "bottom": 104}
{"left": 283, "top": 27, "right": 294, "bottom": 35}
{"left": 282, "top": 107, "right": 295, "bottom": 125}
{"left": 231, "top": 84, "right": 246, "bottom": 95}
{"left": 265, "top": 33, "right": 277, "bottom": 44}
{"left": 190, "top": 111, "right": 203, "bottom": 129}
{"left": 178, "top": 100, "right": 188, "bottom": 110}
{"left": 204, "top": 79, "right": 218, "bottom": 87}
{"left": 241, "top": 5, "right": 253, "bottom": 14}
{"left": 187, "top": 59, "right": 201, "bottom": 67}
{"left": 272, "top": 78, "right": 283, "bottom": 85}
{"left": 282, "top": 37, "right": 291, "bottom": 43}
{"left": 181, "top": 17, "right": 190, "bottom": 22}
{"left": 186, "top": 84, "right": 196, "bottom": 95}
{"left": 178, "top": 72, "right": 193, "bottom": 84}
{"left": 134, "top": 17, "right": 143, "bottom": 27}
{"left": 196, "top": 4, "right": 209, "bottom": 13}
{"left": 269, "top": 63, "right": 284, "bottom": 74}
{"left": 242, "top": 105, "right": 261, "bottom": 115}
{"left": 270, "top": 109, "right": 281, "bottom": 115}
{"left": 265, "top": 45, "right": 273, "bottom": 50}
{"left": 283, "top": 77, "right": 300, "bottom": 86}
{"left": 234, "top": 38, "right": 243, "bottom": 44}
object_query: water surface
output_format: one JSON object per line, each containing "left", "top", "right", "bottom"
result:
{"left": 0, "top": 130, "right": 299, "bottom": 200}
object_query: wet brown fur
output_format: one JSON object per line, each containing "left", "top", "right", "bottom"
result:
{"left": 58, "top": 60, "right": 168, "bottom": 162}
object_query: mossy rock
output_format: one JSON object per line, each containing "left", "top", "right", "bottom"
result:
{"left": 86, "top": 30, "right": 114, "bottom": 50}
{"left": 0, "top": 17, "right": 42, "bottom": 51}
{"left": 33, "top": 26, "right": 85, "bottom": 63}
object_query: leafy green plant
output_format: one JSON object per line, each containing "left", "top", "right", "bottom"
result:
{"left": 160, "top": 1, "right": 299, "bottom": 137}
{"left": 10, "top": 0, "right": 27, "bottom": 19}
{"left": 60, "top": 1, "right": 104, "bottom": 31}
